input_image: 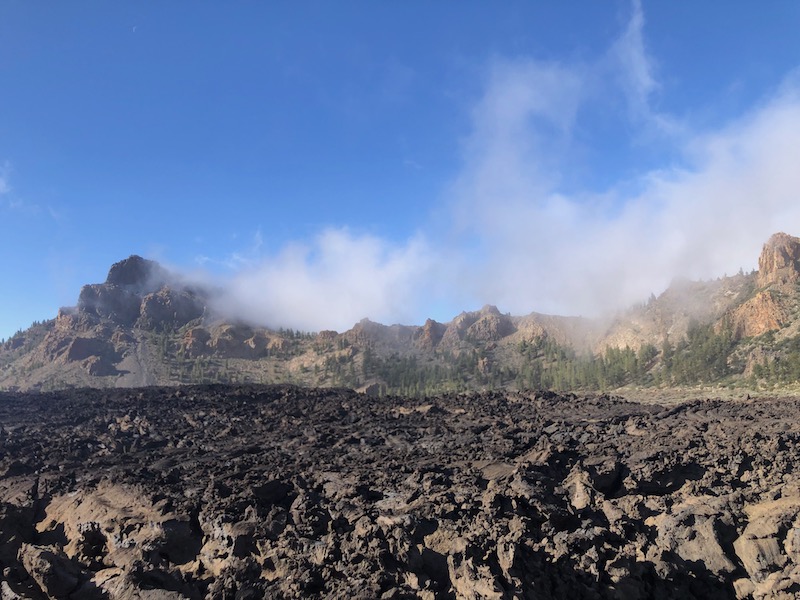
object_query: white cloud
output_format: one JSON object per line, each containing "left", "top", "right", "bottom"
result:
{"left": 611, "top": 0, "right": 656, "bottom": 117}
{"left": 443, "top": 42, "right": 800, "bottom": 318}
{"left": 196, "top": 229, "right": 267, "bottom": 271}
{"left": 605, "top": 0, "right": 681, "bottom": 137}
{"left": 212, "top": 228, "right": 432, "bottom": 332}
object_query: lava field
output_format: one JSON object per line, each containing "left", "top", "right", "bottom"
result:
{"left": 1, "top": 385, "right": 799, "bottom": 599}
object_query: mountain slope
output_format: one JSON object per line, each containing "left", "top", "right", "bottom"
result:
{"left": 3, "top": 233, "right": 800, "bottom": 393}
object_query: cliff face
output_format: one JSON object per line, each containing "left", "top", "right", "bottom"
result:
{"left": 757, "top": 232, "right": 800, "bottom": 288}
{"left": 728, "top": 290, "right": 791, "bottom": 339}
{"left": 438, "top": 306, "right": 516, "bottom": 348}
{"left": 412, "top": 319, "right": 446, "bottom": 352}
{"left": 599, "top": 233, "right": 800, "bottom": 351}
{"left": 724, "top": 233, "right": 800, "bottom": 341}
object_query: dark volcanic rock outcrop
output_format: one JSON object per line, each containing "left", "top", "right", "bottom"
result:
{"left": 77, "top": 255, "right": 205, "bottom": 329}
{"left": 106, "top": 255, "right": 169, "bottom": 290}
{"left": 77, "top": 284, "right": 142, "bottom": 325}
{"left": 1, "top": 386, "right": 799, "bottom": 598}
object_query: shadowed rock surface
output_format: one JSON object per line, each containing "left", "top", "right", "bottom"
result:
{"left": 1, "top": 385, "right": 800, "bottom": 598}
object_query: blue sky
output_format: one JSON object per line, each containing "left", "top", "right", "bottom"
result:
{"left": 2, "top": 2, "right": 800, "bottom": 339}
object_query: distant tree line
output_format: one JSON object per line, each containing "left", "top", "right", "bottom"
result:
{"left": 751, "top": 332, "right": 800, "bottom": 384}
{"left": 355, "top": 320, "right": 744, "bottom": 395}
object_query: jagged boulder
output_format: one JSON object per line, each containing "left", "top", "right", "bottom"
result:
{"left": 4, "top": 386, "right": 800, "bottom": 597}
{"left": 18, "top": 543, "right": 87, "bottom": 598}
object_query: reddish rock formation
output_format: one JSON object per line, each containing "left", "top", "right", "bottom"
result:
{"left": 8, "top": 234, "right": 800, "bottom": 392}
{"left": 757, "top": 232, "right": 800, "bottom": 288}
{"left": 728, "top": 290, "right": 791, "bottom": 339}
{"left": 412, "top": 318, "right": 446, "bottom": 351}
{"left": 64, "top": 337, "right": 116, "bottom": 363}
{"left": 439, "top": 305, "right": 514, "bottom": 347}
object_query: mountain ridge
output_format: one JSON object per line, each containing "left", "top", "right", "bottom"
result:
{"left": 3, "top": 232, "right": 800, "bottom": 393}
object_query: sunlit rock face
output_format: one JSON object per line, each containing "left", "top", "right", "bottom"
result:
{"left": 719, "top": 232, "right": 800, "bottom": 341}
{"left": 728, "top": 290, "right": 790, "bottom": 339}
{"left": 757, "top": 232, "right": 800, "bottom": 288}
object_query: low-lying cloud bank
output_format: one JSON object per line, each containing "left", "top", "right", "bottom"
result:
{"left": 213, "top": 230, "right": 433, "bottom": 332}
{"left": 208, "top": 3, "right": 800, "bottom": 332}
{"left": 449, "top": 70, "right": 800, "bottom": 319}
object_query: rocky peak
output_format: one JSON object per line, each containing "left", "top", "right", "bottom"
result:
{"left": 479, "top": 304, "right": 501, "bottom": 316}
{"left": 345, "top": 319, "right": 417, "bottom": 350}
{"left": 106, "top": 255, "right": 168, "bottom": 293}
{"left": 439, "top": 306, "right": 515, "bottom": 347}
{"left": 757, "top": 232, "right": 800, "bottom": 288}
{"left": 412, "top": 318, "right": 446, "bottom": 351}
{"left": 77, "top": 256, "right": 205, "bottom": 329}
{"left": 466, "top": 310, "right": 515, "bottom": 342}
